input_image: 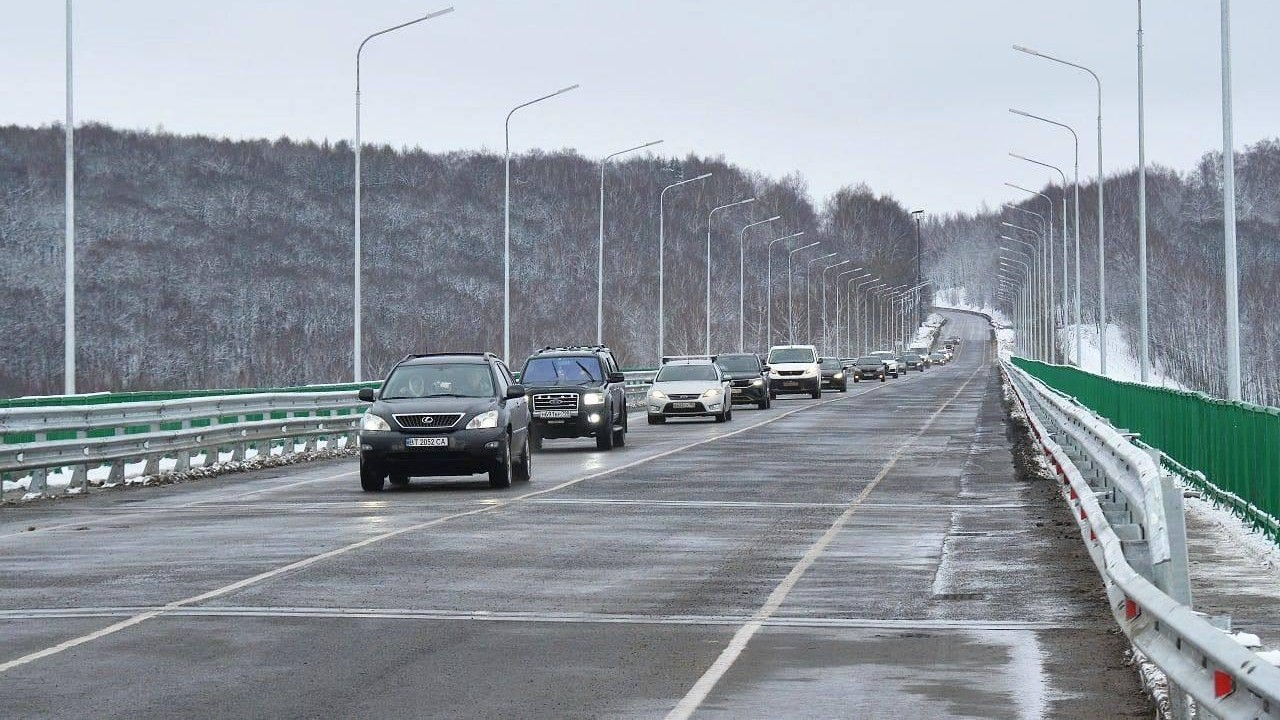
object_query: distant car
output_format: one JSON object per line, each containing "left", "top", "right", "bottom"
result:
{"left": 819, "top": 357, "right": 848, "bottom": 392}
{"left": 928, "top": 351, "right": 948, "bottom": 366}
{"left": 851, "top": 356, "right": 887, "bottom": 382}
{"left": 357, "top": 352, "right": 531, "bottom": 491}
{"left": 870, "top": 350, "right": 900, "bottom": 378}
{"left": 519, "top": 345, "right": 628, "bottom": 451}
{"left": 766, "top": 344, "right": 822, "bottom": 399}
{"left": 647, "top": 357, "right": 733, "bottom": 423}
{"left": 715, "top": 352, "right": 772, "bottom": 410}
{"left": 901, "top": 353, "right": 926, "bottom": 372}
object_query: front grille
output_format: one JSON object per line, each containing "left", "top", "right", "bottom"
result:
{"left": 776, "top": 370, "right": 803, "bottom": 377}
{"left": 731, "top": 379, "right": 754, "bottom": 388}
{"left": 667, "top": 393, "right": 700, "bottom": 401}
{"left": 393, "top": 413, "right": 462, "bottom": 430}
{"left": 533, "top": 393, "right": 579, "bottom": 412}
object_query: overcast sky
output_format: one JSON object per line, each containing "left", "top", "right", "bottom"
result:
{"left": 4, "top": 1, "right": 1277, "bottom": 214}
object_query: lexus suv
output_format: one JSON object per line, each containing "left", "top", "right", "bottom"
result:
{"left": 765, "top": 344, "right": 822, "bottom": 399}
{"left": 357, "top": 352, "right": 531, "bottom": 491}
{"left": 519, "top": 346, "right": 628, "bottom": 451}
{"left": 715, "top": 352, "right": 772, "bottom": 409}
{"left": 646, "top": 357, "right": 733, "bottom": 423}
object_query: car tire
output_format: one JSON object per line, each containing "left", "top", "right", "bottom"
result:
{"left": 647, "top": 414, "right": 665, "bottom": 425}
{"left": 838, "top": 384, "right": 847, "bottom": 393}
{"left": 613, "top": 412, "right": 627, "bottom": 447}
{"left": 529, "top": 431, "right": 543, "bottom": 452}
{"left": 769, "top": 391, "right": 777, "bottom": 401}
{"left": 757, "top": 397, "right": 768, "bottom": 410}
{"left": 726, "top": 406, "right": 734, "bottom": 421}
{"left": 879, "top": 375, "right": 886, "bottom": 383}
{"left": 360, "top": 464, "right": 385, "bottom": 492}
{"left": 810, "top": 387, "right": 822, "bottom": 399}
{"left": 514, "top": 438, "right": 532, "bottom": 482}
{"left": 714, "top": 408, "right": 728, "bottom": 423}
{"left": 489, "top": 436, "right": 513, "bottom": 489}
{"left": 596, "top": 414, "right": 616, "bottom": 450}
{"left": 389, "top": 474, "right": 410, "bottom": 488}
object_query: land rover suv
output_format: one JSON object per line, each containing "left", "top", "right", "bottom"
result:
{"left": 519, "top": 346, "right": 628, "bottom": 451}
{"left": 357, "top": 352, "right": 531, "bottom": 491}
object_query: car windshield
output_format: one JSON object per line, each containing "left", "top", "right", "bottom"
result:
{"left": 520, "top": 356, "right": 603, "bottom": 386}
{"left": 820, "top": 358, "right": 842, "bottom": 370}
{"left": 656, "top": 364, "right": 718, "bottom": 382}
{"left": 382, "top": 363, "right": 495, "bottom": 399}
{"left": 715, "top": 355, "right": 760, "bottom": 373}
{"left": 767, "top": 348, "right": 816, "bottom": 364}
{"left": 904, "top": 354, "right": 921, "bottom": 361}
{"left": 856, "top": 357, "right": 882, "bottom": 367}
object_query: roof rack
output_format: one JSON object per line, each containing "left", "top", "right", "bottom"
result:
{"left": 398, "top": 352, "right": 499, "bottom": 363}
{"left": 534, "top": 345, "right": 613, "bottom": 355}
{"left": 661, "top": 354, "right": 715, "bottom": 364}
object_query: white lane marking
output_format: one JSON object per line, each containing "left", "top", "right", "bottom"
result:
{"left": 0, "top": 386, "right": 884, "bottom": 674}
{"left": 0, "top": 606, "right": 1078, "bottom": 631}
{"left": 664, "top": 363, "right": 986, "bottom": 720}
{"left": 529, "top": 499, "right": 849, "bottom": 509}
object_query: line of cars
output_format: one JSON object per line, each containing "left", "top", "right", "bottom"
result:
{"left": 353, "top": 339, "right": 959, "bottom": 492}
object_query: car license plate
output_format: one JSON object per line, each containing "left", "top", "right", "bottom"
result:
{"left": 783, "top": 381, "right": 799, "bottom": 387}
{"left": 535, "top": 410, "right": 574, "bottom": 419}
{"left": 405, "top": 437, "right": 448, "bottom": 448}
{"left": 672, "top": 402, "right": 696, "bottom": 409}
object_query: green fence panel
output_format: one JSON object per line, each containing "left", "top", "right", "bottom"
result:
{"left": 1011, "top": 356, "right": 1280, "bottom": 546}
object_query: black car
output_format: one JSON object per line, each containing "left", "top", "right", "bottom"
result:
{"left": 715, "top": 352, "right": 772, "bottom": 409}
{"left": 819, "top": 357, "right": 848, "bottom": 392}
{"left": 520, "top": 346, "right": 628, "bottom": 451}
{"left": 901, "top": 353, "right": 926, "bottom": 372}
{"left": 851, "top": 356, "right": 887, "bottom": 382}
{"left": 356, "top": 352, "right": 531, "bottom": 491}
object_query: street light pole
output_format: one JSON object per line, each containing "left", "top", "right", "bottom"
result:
{"left": 1003, "top": 200, "right": 1053, "bottom": 361}
{"left": 1010, "top": 153, "right": 1072, "bottom": 364}
{"left": 853, "top": 277, "right": 880, "bottom": 353}
{"left": 738, "top": 216, "right": 782, "bottom": 352}
{"left": 787, "top": 243, "right": 821, "bottom": 344}
{"left": 1010, "top": 109, "right": 1082, "bottom": 368}
{"left": 834, "top": 269, "right": 866, "bottom": 358}
{"left": 820, "top": 260, "right": 854, "bottom": 355}
{"left": 1014, "top": 45, "right": 1106, "bottom": 374}
{"left": 1000, "top": 236, "right": 1040, "bottom": 359}
{"left": 706, "top": 198, "right": 755, "bottom": 355}
{"left": 1220, "top": 0, "right": 1242, "bottom": 400}
{"left": 805, "top": 253, "right": 838, "bottom": 345}
{"left": 598, "top": 139, "right": 662, "bottom": 345}
{"left": 658, "top": 172, "right": 712, "bottom": 360}
{"left": 64, "top": 0, "right": 75, "bottom": 394}
{"left": 353, "top": 7, "right": 455, "bottom": 382}
{"left": 765, "top": 232, "right": 805, "bottom": 347}
{"left": 1136, "top": 0, "right": 1150, "bottom": 381}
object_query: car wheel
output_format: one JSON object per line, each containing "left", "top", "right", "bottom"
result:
{"left": 360, "top": 463, "right": 385, "bottom": 492}
{"left": 879, "top": 375, "right": 886, "bottom": 382}
{"left": 714, "top": 408, "right": 728, "bottom": 423}
{"left": 488, "top": 435, "right": 513, "bottom": 489}
{"left": 647, "top": 414, "right": 665, "bottom": 425}
{"left": 514, "top": 438, "right": 532, "bottom": 482}
{"left": 725, "top": 406, "right": 734, "bottom": 421}
{"left": 389, "top": 474, "right": 410, "bottom": 488}
{"left": 769, "top": 391, "right": 777, "bottom": 401}
{"left": 596, "top": 413, "right": 616, "bottom": 450}
{"left": 613, "top": 412, "right": 627, "bottom": 447}
{"left": 757, "top": 397, "right": 768, "bottom": 410}
{"left": 810, "top": 387, "right": 822, "bottom": 399}
{"left": 529, "top": 431, "right": 543, "bottom": 452}
{"left": 853, "top": 377, "right": 860, "bottom": 383}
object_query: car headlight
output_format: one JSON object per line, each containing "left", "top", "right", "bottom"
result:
{"left": 465, "top": 409, "right": 499, "bottom": 430}
{"left": 750, "top": 378, "right": 763, "bottom": 386}
{"left": 648, "top": 388, "right": 667, "bottom": 400}
{"left": 801, "top": 367, "right": 817, "bottom": 377}
{"left": 834, "top": 372, "right": 844, "bottom": 379}
{"left": 701, "top": 388, "right": 723, "bottom": 398}
{"left": 361, "top": 412, "right": 391, "bottom": 432}
{"left": 581, "top": 392, "right": 605, "bottom": 406}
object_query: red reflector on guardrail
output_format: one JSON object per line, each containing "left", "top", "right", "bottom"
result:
{"left": 1069, "top": 487, "right": 1078, "bottom": 500}
{"left": 1214, "top": 669, "right": 1234, "bottom": 699}
{"left": 1124, "top": 598, "right": 1140, "bottom": 621}
{"left": 1089, "top": 527, "right": 1097, "bottom": 542}
{"left": 1079, "top": 507, "right": 1087, "bottom": 521}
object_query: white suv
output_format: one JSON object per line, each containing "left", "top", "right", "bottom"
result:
{"left": 766, "top": 345, "right": 822, "bottom": 399}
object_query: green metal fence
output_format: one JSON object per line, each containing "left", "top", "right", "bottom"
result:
{"left": 1011, "top": 356, "right": 1280, "bottom": 546}
{"left": 0, "top": 381, "right": 381, "bottom": 411}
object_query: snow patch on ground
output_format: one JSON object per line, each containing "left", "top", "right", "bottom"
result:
{"left": 1057, "top": 323, "right": 1188, "bottom": 391}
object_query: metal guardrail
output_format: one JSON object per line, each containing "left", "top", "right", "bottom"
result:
{"left": 1005, "top": 359, "right": 1280, "bottom": 719}
{"left": 2, "top": 371, "right": 661, "bottom": 498}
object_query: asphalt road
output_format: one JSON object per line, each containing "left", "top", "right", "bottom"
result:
{"left": 0, "top": 311, "right": 1150, "bottom": 718}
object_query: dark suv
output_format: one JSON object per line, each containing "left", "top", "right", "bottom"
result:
{"left": 715, "top": 353, "right": 772, "bottom": 409}
{"left": 519, "top": 346, "right": 628, "bottom": 451}
{"left": 356, "top": 352, "right": 531, "bottom": 491}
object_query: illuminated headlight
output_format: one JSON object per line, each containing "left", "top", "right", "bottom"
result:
{"left": 701, "top": 388, "right": 723, "bottom": 399}
{"left": 750, "top": 378, "right": 764, "bottom": 386}
{"left": 361, "top": 412, "right": 391, "bottom": 432}
{"left": 587, "top": 413, "right": 602, "bottom": 424}
{"left": 465, "top": 410, "right": 499, "bottom": 430}
{"left": 648, "top": 388, "right": 668, "bottom": 400}
{"left": 834, "top": 372, "right": 844, "bottom": 379}
{"left": 582, "top": 392, "right": 606, "bottom": 406}
{"left": 800, "top": 367, "right": 818, "bottom": 378}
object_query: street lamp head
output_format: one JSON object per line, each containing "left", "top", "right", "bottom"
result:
{"left": 764, "top": 215, "right": 782, "bottom": 222}
{"left": 1012, "top": 44, "right": 1044, "bottom": 58}
{"left": 555, "top": 84, "right": 581, "bottom": 95}
{"left": 422, "top": 7, "right": 456, "bottom": 21}
{"left": 1008, "top": 108, "right": 1032, "bottom": 119}
{"left": 910, "top": 209, "right": 925, "bottom": 216}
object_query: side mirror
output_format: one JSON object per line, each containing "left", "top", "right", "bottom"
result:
{"left": 608, "top": 372, "right": 626, "bottom": 384}
{"left": 506, "top": 384, "right": 527, "bottom": 400}
{"left": 761, "top": 365, "right": 771, "bottom": 373}
{"left": 357, "top": 388, "right": 376, "bottom": 402}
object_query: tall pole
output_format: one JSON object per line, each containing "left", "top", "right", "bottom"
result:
{"left": 354, "top": 7, "right": 454, "bottom": 382}
{"left": 1221, "top": 0, "right": 1241, "bottom": 400}
{"left": 64, "top": 0, "right": 75, "bottom": 395}
{"left": 599, "top": 140, "right": 662, "bottom": 345}
{"left": 854, "top": 277, "right": 879, "bottom": 354}
{"left": 706, "top": 198, "right": 755, "bottom": 355}
{"left": 765, "top": 232, "right": 805, "bottom": 348}
{"left": 738, "top": 216, "right": 781, "bottom": 352}
{"left": 658, "top": 172, "right": 712, "bottom": 360}
{"left": 820, "top": 260, "right": 853, "bottom": 354}
{"left": 505, "top": 83, "right": 579, "bottom": 364}
{"left": 1011, "top": 108, "right": 1082, "bottom": 366}
{"left": 805, "top": 253, "right": 838, "bottom": 345}
{"left": 787, "top": 242, "right": 821, "bottom": 344}
{"left": 834, "top": 269, "right": 865, "bottom": 358}
{"left": 1004, "top": 193, "right": 1054, "bottom": 361}
{"left": 1136, "top": 0, "right": 1150, "bottom": 381}
{"left": 1010, "top": 153, "right": 1072, "bottom": 364}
